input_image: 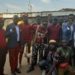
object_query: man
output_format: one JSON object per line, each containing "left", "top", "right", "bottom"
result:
{"left": 73, "top": 27, "right": 75, "bottom": 67}
{"left": 27, "top": 18, "right": 47, "bottom": 73}
{"left": 43, "top": 22, "right": 49, "bottom": 44}
{"left": 17, "top": 17, "right": 25, "bottom": 69}
{"left": 57, "top": 40, "right": 73, "bottom": 75}
{"left": 39, "top": 40, "right": 58, "bottom": 75}
{"left": 47, "top": 14, "right": 52, "bottom": 27}
{"left": 47, "top": 18, "right": 61, "bottom": 42}
{"left": 62, "top": 14, "right": 75, "bottom": 66}
{"left": 68, "top": 14, "right": 75, "bottom": 67}
{"left": 58, "top": 17, "right": 63, "bottom": 25}
{"left": 0, "top": 18, "right": 7, "bottom": 75}
{"left": 61, "top": 20, "right": 69, "bottom": 41}
{"left": 61, "top": 14, "right": 75, "bottom": 44}
{"left": 20, "top": 15, "right": 34, "bottom": 64}
{"left": 6, "top": 15, "right": 21, "bottom": 75}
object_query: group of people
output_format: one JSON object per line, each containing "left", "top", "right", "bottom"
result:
{"left": 0, "top": 14, "right": 75, "bottom": 75}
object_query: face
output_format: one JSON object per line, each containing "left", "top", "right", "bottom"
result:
{"left": 36, "top": 16, "right": 41, "bottom": 24}
{"left": 22, "top": 16, "right": 28, "bottom": 24}
{"left": 52, "top": 19, "right": 57, "bottom": 25}
{"left": 48, "top": 14, "right": 52, "bottom": 23}
{"left": 0, "top": 21, "right": 4, "bottom": 28}
{"left": 43, "top": 22, "right": 47, "bottom": 28}
{"left": 13, "top": 16, "right": 19, "bottom": 24}
{"left": 14, "top": 18, "right": 19, "bottom": 24}
{"left": 62, "top": 42, "right": 67, "bottom": 48}
{"left": 49, "top": 43, "right": 56, "bottom": 49}
{"left": 68, "top": 15, "right": 74, "bottom": 24}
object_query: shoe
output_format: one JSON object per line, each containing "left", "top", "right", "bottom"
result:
{"left": 1, "top": 74, "right": 7, "bottom": 75}
{"left": 15, "top": 68, "right": 21, "bottom": 74}
{"left": 0, "top": 73, "right": 8, "bottom": 75}
{"left": 11, "top": 72, "right": 16, "bottom": 75}
{"left": 27, "top": 67, "right": 34, "bottom": 73}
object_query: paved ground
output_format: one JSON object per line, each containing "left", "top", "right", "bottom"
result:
{"left": 4, "top": 53, "right": 41, "bottom": 75}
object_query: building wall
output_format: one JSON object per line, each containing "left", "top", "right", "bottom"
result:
{"left": 1, "top": 11, "right": 75, "bottom": 19}
{"left": 2, "top": 11, "right": 75, "bottom": 26}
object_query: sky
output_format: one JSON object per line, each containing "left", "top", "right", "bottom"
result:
{"left": 0, "top": 0, "right": 75, "bottom": 13}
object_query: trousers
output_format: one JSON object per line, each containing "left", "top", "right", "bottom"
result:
{"left": 0, "top": 48, "right": 7, "bottom": 74}
{"left": 31, "top": 43, "right": 44, "bottom": 67}
{"left": 9, "top": 45, "right": 20, "bottom": 72}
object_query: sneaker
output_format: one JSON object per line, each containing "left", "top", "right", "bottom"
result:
{"left": 15, "top": 68, "right": 21, "bottom": 74}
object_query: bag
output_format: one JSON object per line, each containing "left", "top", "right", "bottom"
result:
{"left": 59, "top": 62, "right": 69, "bottom": 69}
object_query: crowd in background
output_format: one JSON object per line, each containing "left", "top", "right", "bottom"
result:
{"left": 0, "top": 14, "right": 75, "bottom": 75}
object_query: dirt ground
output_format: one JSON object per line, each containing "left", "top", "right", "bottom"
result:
{"left": 4, "top": 53, "right": 41, "bottom": 75}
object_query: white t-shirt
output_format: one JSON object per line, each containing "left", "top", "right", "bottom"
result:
{"left": 15, "top": 26, "right": 20, "bottom": 42}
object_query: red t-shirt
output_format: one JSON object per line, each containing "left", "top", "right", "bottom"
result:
{"left": 20, "top": 24, "right": 35, "bottom": 43}
{"left": 34, "top": 25, "right": 47, "bottom": 43}
{"left": 48, "top": 24, "right": 61, "bottom": 41}
{"left": 0, "top": 29, "right": 7, "bottom": 48}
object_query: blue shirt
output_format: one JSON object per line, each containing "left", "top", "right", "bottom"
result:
{"left": 62, "top": 22, "right": 74, "bottom": 42}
